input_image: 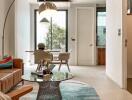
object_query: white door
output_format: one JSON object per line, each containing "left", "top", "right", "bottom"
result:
{"left": 76, "top": 7, "right": 96, "bottom": 66}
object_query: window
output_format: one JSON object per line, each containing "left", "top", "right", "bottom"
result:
{"left": 96, "top": 7, "right": 106, "bottom": 46}
{"left": 35, "top": 10, "right": 68, "bottom": 51}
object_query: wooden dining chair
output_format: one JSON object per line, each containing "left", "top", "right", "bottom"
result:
{"left": 51, "top": 52, "right": 70, "bottom": 72}
{"left": 34, "top": 50, "right": 53, "bottom": 71}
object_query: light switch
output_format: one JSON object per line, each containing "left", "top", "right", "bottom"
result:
{"left": 118, "top": 29, "right": 121, "bottom": 36}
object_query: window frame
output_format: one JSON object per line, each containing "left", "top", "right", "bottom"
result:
{"left": 34, "top": 9, "right": 68, "bottom": 52}
{"left": 96, "top": 7, "right": 106, "bottom": 46}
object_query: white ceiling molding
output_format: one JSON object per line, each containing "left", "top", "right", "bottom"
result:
{"left": 72, "top": 0, "right": 105, "bottom": 4}
{"left": 28, "top": 0, "right": 38, "bottom": 4}
{"left": 28, "top": 0, "right": 106, "bottom": 4}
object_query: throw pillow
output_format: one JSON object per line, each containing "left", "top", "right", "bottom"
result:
{"left": 0, "top": 56, "right": 13, "bottom": 69}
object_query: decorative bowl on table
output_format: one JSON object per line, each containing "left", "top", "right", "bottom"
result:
{"left": 43, "top": 69, "right": 53, "bottom": 75}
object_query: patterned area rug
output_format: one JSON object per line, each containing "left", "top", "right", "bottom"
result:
{"left": 20, "top": 81, "right": 100, "bottom": 100}
{"left": 60, "top": 82, "right": 100, "bottom": 100}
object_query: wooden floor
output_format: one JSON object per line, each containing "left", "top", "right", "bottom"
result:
{"left": 127, "top": 78, "right": 132, "bottom": 93}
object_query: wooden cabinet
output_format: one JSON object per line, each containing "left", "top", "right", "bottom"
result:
{"left": 97, "top": 48, "right": 105, "bottom": 65}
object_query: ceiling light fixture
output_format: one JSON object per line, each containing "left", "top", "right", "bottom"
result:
{"left": 40, "top": 18, "right": 49, "bottom": 23}
{"left": 39, "top": 1, "right": 57, "bottom": 18}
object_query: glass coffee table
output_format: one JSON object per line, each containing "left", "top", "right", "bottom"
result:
{"left": 22, "top": 72, "right": 73, "bottom": 100}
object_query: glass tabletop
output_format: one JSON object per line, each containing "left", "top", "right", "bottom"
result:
{"left": 22, "top": 71, "right": 73, "bottom": 82}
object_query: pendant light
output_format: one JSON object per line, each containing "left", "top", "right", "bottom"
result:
{"left": 39, "top": 1, "right": 57, "bottom": 18}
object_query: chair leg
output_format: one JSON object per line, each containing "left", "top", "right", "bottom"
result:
{"left": 36, "top": 64, "right": 41, "bottom": 72}
{"left": 58, "top": 62, "right": 62, "bottom": 71}
{"left": 22, "top": 80, "right": 24, "bottom": 85}
{"left": 36, "top": 65, "right": 39, "bottom": 72}
{"left": 67, "top": 63, "right": 70, "bottom": 72}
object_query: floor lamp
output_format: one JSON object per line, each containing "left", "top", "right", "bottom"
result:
{"left": 39, "top": 1, "right": 57, "bottom": 50}
{"left": 40, "top": 17, "right": 53, "bottom": 50}
{"left": 2, "top": 0, "right": 15, "bottom": 59}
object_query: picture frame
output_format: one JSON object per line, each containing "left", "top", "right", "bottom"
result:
{"left": 127, "top": 0, "right": 132, "bottom": 14}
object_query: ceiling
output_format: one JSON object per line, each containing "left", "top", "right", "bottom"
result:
{"left": 29, "top": 0, "right": 106, "bottom": 4}
{"left": 72, "top": 0, "right": 105, "bottom": 4}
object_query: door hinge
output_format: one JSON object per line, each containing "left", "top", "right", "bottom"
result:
{"left": 125, "top": 39, "right": 127, "bottom": 47}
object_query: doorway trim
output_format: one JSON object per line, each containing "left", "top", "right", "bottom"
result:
{"left": 75, "top": 7, "right": 97, "bottom": 65}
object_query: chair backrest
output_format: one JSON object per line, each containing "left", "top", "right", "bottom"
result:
{"left": 58, "top": 52, "right": 70, "bottom": 61}
{"left": 34, "top": 50, "right": 53, "bottom": 64}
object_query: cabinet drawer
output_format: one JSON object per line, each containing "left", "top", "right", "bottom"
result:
{"left": 98, "top": 48, "right": 105, "bottom": 65}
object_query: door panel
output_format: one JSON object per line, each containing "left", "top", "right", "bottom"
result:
{"left": 77, "top": 7, "right": 95, "bottom": 66}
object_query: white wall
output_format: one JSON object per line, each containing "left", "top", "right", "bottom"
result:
{"left": 30, "top": 3, "right": 97, "bottom": 65}
{"left": 15, "top": 0, "right": 30, "bottom": 62}
{"left": 68, "top": 4, "right": 104, "bottom": 65}
{"left": 67, "top": 3, "right": 97, "bottom": 65}
{"left": 106, "top": 0, "right": 126, "bottom": 88}
{"left": 0, "top": 0, "right": 15, "bottom": 57}
{"left": 68, "top": 4, "right": 96, "bottom": 65}
{"left": 30, "top": 4, "right": 38, "bottom": 53}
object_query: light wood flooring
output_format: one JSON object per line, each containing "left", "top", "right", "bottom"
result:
{"left": 21, "top": 64, "right": 132, "bottom": 100}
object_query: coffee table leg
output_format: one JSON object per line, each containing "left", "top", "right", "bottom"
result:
{"left": 37, "top": 81, "right": 62, "bottom": 100}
